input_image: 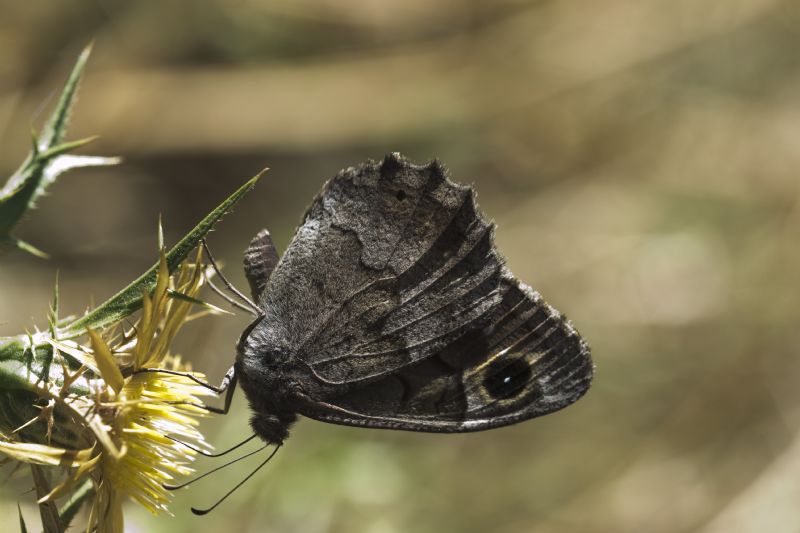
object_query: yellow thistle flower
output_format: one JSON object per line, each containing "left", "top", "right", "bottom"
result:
{"left": 0, "top": 246, "right": 220, "bottom": 533}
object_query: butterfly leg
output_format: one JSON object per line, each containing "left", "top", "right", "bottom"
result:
{"left": 134, "top": 365, "right": 238, "bottom": 414}
{"left": 203, "top": 366, "right": 238, "bottom": 415}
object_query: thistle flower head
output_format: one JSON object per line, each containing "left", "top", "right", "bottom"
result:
{"left": 0, "top": 246, "right": 219, "bottom": 532}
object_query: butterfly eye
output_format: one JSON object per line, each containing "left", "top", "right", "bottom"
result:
{"left": 396, "top": 189, "right": 407, "bottom": 201}
{"left": 482, "top": 357, "right": 533, "bottom": 400}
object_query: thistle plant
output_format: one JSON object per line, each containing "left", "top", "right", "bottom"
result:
{"left": 0, "top": 47, "right": 259, "bottom": 532}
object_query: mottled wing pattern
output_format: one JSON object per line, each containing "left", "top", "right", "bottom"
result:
{"left": 297, "top": 272, "right": 592, "bottom": 432}
{"left": 261, "top": 153, "right": 592, "bottom": 432}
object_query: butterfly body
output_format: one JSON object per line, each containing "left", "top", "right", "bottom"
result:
{"left": 236, "top": 153, "right": 593, "bottom": 445}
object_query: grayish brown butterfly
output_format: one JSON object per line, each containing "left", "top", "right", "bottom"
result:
{"left": 227, "top": 153, "right": 593, "bottom": 444}
{"left": 161, "top": 153, "right": 594, "bottom": 514}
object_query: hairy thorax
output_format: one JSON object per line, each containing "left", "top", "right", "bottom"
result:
{"left": 236, "top": 318, "right": 298, "bottom": 444}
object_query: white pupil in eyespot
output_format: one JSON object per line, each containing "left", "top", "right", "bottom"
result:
{"left": 482, "top": 357, "right": 533, "bottom": 400}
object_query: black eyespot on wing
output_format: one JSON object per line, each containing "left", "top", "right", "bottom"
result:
{"left": 482, "top": 356, "right": 533, "bottom": 400}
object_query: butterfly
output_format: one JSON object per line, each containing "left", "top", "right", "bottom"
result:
{"left": 223, "top": 153, "right": 593, "bottom": 445}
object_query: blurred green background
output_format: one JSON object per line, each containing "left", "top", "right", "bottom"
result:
{"left": 1, "top": 1, "right": 799, "bottom": 532}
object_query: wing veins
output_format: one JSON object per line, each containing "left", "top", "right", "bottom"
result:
{"left": 308, "top": 219, "right": 494, "bottom": 362}
{"left": 314, "top": 288, "right": 500, "bottom": 366}
{"left": 308, "top": 290, "right": 501, "bottom": 384}
{"left": 342, "top": 263, "right": 501, "bottom": 356}
{"left": 295, "top": 274, "right": 395, "bottom": 352}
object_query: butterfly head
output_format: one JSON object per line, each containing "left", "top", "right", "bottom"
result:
{"left": 249, "top": 412, "right": 290, "bottom": 445}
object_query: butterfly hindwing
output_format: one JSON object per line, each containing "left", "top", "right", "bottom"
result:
{"left": 254, "top": 153, "right": 592, "bottom": 432}
{"left": 295, "top": 272, "right": 592, "bottom": 432}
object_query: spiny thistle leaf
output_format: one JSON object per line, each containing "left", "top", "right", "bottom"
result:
{"left": 41, "top": 43, "right": 91, "bottom": 147}
{"left": 0, "top": 44, "right": 119, "bottom": 258}
{"left": 58, "top": 479, "right": 94, "bottom": 530}
{"left": 39, "top": 272, "right": 60, "bottom": 381}
{"left": 17, "top": 504, "right": 28, "bottom": 533}
{"left": 0, "top": 171, "right": 261, "bottom": 374}
{"left": 0, "top": 236, "right": 48, "bottom": 259}
{"left": 30, "top": 464, "right": 65, "bottom": 533}
{"left": 65, "top": 172, "right": 262, "bottom": 333}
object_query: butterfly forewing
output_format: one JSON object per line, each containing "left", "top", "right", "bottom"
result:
{"left": 243, "top": 229, "right": 280, "bottom": 302}
{"left": 254, "top": 153, "right": 592, "bottom": 433}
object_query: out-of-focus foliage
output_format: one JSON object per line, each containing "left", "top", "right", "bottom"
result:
{"left": 1, "top": 1, "right": 798, "bottom": 532}
{"left": 0, "top": 45, "right": 118, "bottom": 258}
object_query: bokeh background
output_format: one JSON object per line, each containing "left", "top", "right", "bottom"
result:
{"left": 1, "top": 1, "right": 799, "bottom": 532}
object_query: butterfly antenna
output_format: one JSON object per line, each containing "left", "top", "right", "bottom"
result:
{"left": 163, "top": 444, "right": 269, "bottom": 491}
{"left": 206, "top": 277, "right": 258, "bottom": 314}
{"left": 201, "top": 239, "right": 261, "bottom": 316}
{"left": 191, "top": 445, "right": 281, "bottom": 516}
{"left": 167, "top": 433, "right": 258, "bottom": 458}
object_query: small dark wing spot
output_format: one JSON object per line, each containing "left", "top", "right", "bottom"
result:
{"left": 396, "top": 189, "right": 407, "bottom": 201}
